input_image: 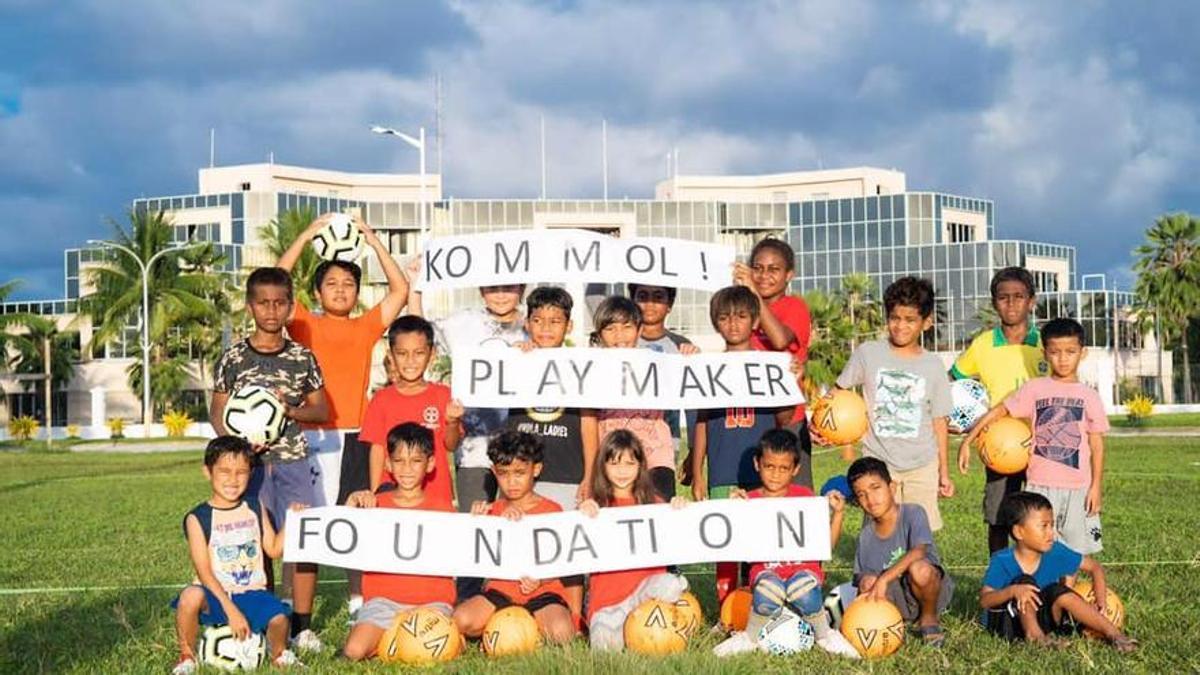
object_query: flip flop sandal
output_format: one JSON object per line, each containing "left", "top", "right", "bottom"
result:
{"left": 917, "top": 625, "right": 946, "bottom": 648}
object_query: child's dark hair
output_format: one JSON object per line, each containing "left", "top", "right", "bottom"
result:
{"left": 313, "top": 260, "right": 362, "bottom": 294}
{"left": 989, "top": 266, "right": 1036, "bottom": 300}
{"left": 750, "top": 237, "right": 795, "bottom": 272}
{"left": 387, "top": 315, "right": 435, "bottom": 348}
{"left": 387, "top": 422, "right": 434, "bottom": 457}
{"left": 847, "top": 456, "right": 892, "bottom": 488}
{"left": 755, "top": 428, "right": 800, "bottom": 464}
{"left": 883, "top": 276, "right": 935, "bottom": 319}
{"left": 204, "top": 435, "right": 254, "bottom": 468}
{"left": 526, "top": 286, "right": 574, "bottom": 317}
{"left": 590, "top": 296, "right": 642, "bottom": 346}
{"left": 487, "top": 430, "right": 544, "bottom": 466}
{"left": 628, "top": 283, "right": 677, "bottom": 308}
{"left": 709, "top": 285, "right": 760, "bottom": 329}
{"left": 998, "top": 491, "right": 1053, "bottom": 536}
{"left": 246, "top": 267, "right": 293, "bottom": 302}
{"left": 1041, "top": 317, "right": 1086, "bottom": 345}
{"left": 591, "top": 429, "right": 657, "bottom": 507}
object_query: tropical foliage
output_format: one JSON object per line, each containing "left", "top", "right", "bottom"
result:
{"left": 1133, "top": 212, "right": 1200, "bottom": 403}
{"left": 801, "top": 274, "right": 883, "bottom": 397}
{"left": 258, "top": 206, "right": 320, "bottom": 309}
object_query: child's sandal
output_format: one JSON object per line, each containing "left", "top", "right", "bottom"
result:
{"left": 916, "top": 625, "right": 946, "bottom": 648}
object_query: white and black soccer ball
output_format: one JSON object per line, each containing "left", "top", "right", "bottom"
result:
{"left": 311, "top": 213, "right": 363, "bottom": 262}
{"left": 823, "top": 582, "right": 857, "bottom": 630}
{"left": 948, "top": 378, "right": 991, "bottom": 434}
{"left": 222, "top": 386, "right": 287, "bottom": 446}
{"left": 756, "top": 610, "right": 815, "bottom": 655}
{"left": 198, "top": 624, "right": 266, "bottom": 671}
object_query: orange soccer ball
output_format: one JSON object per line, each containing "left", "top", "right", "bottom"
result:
{"left": 1071, "top": 579, "right": 1126, "bottom": 638}
{"left": 624, "top": 599, "right": 690, "bottom": 656}
{"left": 377, "top": 607, "right": 462, "bottom": 665}
{"left": 719, "top": 587, "right": 753, "bottom": 632}
{"left": 810, "top": 389, "right": 869, "bottom": 446}
{"left": 482, "top": 606, "right": 542, "bottom": 658}
{"left": 673, "top": 592, "right": 704, "bottom": 637}
{"left": 979, "top": 417, "right": 1033, "bottom": 474}
{"left": 840, "top": 598, "right": 905, "bottom": 659}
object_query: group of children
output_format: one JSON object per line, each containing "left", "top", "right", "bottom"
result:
{"left": 171, "top": 215, "right": 1134, "bottom": 672}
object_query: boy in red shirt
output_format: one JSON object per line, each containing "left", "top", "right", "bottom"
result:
{"left": 715, "top": 429, "right": 859, "bottom": 658}
{"left": 452, "top": 431, "right": 576, "bottom": 645}
{"left": 340, "top": 423, "right": 457, "bottom": 661}
{"left": 733, "top": 237, "right": 815, "bottom": 488}
{"left": 360, "top": 316, "right": 463, "bottom": 504}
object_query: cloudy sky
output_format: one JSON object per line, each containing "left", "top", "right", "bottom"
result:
{"left": 1, "top": 0, "right": 1197, "bottom": 299}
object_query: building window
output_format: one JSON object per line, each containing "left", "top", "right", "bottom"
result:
{"left": 948, "top": 222, "right": 975, "bottom": 243}
{"left": 1033, "top": 271, "right": 1058, "bottom": 293}
{"left": 240, "top": 182, "right": 251, "bottom": 191}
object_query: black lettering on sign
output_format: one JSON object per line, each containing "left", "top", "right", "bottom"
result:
{"left": 616, "top": 518, "right": 643, "bottom": 554}
{"left": 568, "top": 359, "right": 594, "bottom": 395}
{"left": 567, "top": 524, "right": 598, "bottom": 562}
{"left": 424, "top": 248, "right": 444, "bottom": 281}
{"left": 699, "top": 513, "right": 732, "bottom": 549}
{"left": 298, "top": 516, "right": 321, "bottom": 549}
{"left": 776, "top": 511, "right": 805, "bottom": 548}
{"left": 564, "top": 240, "right": 601, "bottom": 272}
{"left": 766, "top": 363, "right": 789, "bottom": 396}
{"left": 533, "top": 528, "right": 562, "bottom": 565}
{"left": 392, "top": 523, "right": 423, "bottom": 560}
{"left": 537, "top": 361, "right": 565, "bottom": 396}
{"left": 622, "top": 361, "right": 659, "bottom": 397}
{"left": 744, "top": 363, "right": 765, "bottom": 396}
{"left": 495, "top": 239, "right": 530, "bottom": 274}
{"left": 475, "top": 527, "right": 502, "bottom": 566}
{"left": 469, "top": 359, "right": 491, "bottom": 395}
{"left": 679, "top": 365, "right": 705, "bottom": 398}
{"left": 445, "top": 245, "right": 471, "bottom": 278}
{"left": 705, "top": 363, "right": 733, "bottom": 397}
{"left": 326, "top": 518, "right": 358, "bottom": 554}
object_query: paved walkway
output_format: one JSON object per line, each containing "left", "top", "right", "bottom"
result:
{"left": 68, "top": 440, "right": 204, "bottom": 453}
{"left": 1107, "top": 427, "right": 1200, "bottom": 438}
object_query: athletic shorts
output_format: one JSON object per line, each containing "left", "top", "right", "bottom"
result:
{"left": 172, "top": 587, "right": 289, "bottom": 634}
{"left": 482, "top": 589, "right": 567, "bottom": 613}
{"left": 354, "top": 597, "right": 453, "bottom": 629}
{"left": 983, "top": 578, "right": 1079, "bottom": 640}
{"left": 891, "top": 461, "right": 943, "bottom": 531}
{"left": 877, "top": 565, "right": 954, "bottom": 623}
{"left": 1027, "top": 483, "right": 1103, "bottom": 554}
{"left": 984, "top": 468, "right": 1025, "bottom": 525}
{"left": 253, "top": 459, "right": 321, "bottom": 531}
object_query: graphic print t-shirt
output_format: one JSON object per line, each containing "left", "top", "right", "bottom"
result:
{"left": 185, "top": 499, "right": 268, "bottom": 594}
{"left": 506, "top": 407, "right": 585, "bottom": 484}
{"left": 836, "top": 340, "right": 952, "bottom": 471}
{"left": 1004, "top": 378, "right": 1109, "bottom": 490}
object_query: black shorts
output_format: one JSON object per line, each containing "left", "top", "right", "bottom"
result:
{"left": 335, "top": 432, "right": 372, "bottom": 506}
{"left": 482, "top": 589, "right": 567, "bottom": 614}
{"left": 983, "top": 578, "right": 1079, "bottom": 640}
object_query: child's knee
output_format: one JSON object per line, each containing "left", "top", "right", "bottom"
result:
{"left": 752, "top": 574, "right": 787, "bottom": 617}
{"left": 176, "top": 586, "right": 206, "bottom": 613}
{"left": 342, "top": 640, "right": 371, "bottom": 661}
{"left": 544, "top": 620, "right": 575, "bottom": 645}
{"left": 908, "top": 560, "right": 937, "bottom": 587}
{"left": 452, "top": 607, "right": 485, "bottom": 636}
{"left": 785, "top": 572, "right": 824, "bottom": 616}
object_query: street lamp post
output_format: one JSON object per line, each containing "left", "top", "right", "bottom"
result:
{"left": 370, "top": 125, "right": 427, "bottom": 238}
{"left": 87, "top": 239, "right": 201, "bottom": 436}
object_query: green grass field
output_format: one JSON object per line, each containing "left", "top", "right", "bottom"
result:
{"left": 2, "top": 438, "right": 1199, "bottom": 674}
{"left": 1109, "top": 412, "right": 1200, "bottom": 428}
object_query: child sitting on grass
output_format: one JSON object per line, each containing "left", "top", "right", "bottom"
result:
{"left": 172, "top": 437, "right": 301, "bottom": 673}
{"left": 849, "top": 457, "right": 954, "bottom": 647}
{"left": 714, "top": 429, "right": 859, "bottom": 658}
{"left": 340, "top": 423, "right": 457, "bottom": 661}
{"left": 980, "top": 491, "right": 1136, "bottom": 652}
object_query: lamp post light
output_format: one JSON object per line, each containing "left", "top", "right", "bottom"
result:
{"left": 371, "top": 125, "right": 427, "bottom": 238}
{"left": 87, "top": 239, "right": 202, "bottom": 436}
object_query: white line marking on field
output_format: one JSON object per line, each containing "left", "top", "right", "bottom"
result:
{"left": 3, "top": 561, "right": 1196, "bottom": 596}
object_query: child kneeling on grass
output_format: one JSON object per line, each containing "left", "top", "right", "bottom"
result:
{"left": 340, "top": 423, "right": 457, "bottom": 661}
{"left": 980, "top": 491, "right": 1136, "bottom": 652}
{"left": 579, "top": 429, "right": 689, "bottom": 651}
{"left": 453, "top": 431, "right": 577, "bottom": 645}
{"left": 849, "top": 457, "right": 954, "bottom": 647}
{"left": 714, "top": 429, "right": 859, "bottom": 658}
{"left": 172, "top": 437, "right": 300, "bottom": 674}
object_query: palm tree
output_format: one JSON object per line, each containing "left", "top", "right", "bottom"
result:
{"left": 1134, "top": 212, "right": 1200, "bottom": 403}
{"left": 0, "top": 280, "right": 36, "bottom": 358}
{"left": 841, "top": 273, "right": 882, "bottom": 348}
{"left": 258, "top": 206, "right": 319, "bottom": 309}
{"left": 802, "top": 288, "right": 854, "bottom": 396}
{"left": 7, "top": 316, "right": 79, "bottom": 424}
{"left": 80, "top": 209, "right": 230, "bottom": 418}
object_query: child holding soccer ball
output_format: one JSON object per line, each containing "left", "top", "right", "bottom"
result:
{"left": 579, "top": 430, "right": 690, "bottom": 651}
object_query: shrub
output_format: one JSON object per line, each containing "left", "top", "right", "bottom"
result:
{"left": 1125, "top": 394, "right": 1154, "bottom": 426}
{"left": 8, "top": 416, "right": 40, "bottom": 441}
{"left": 163, "top": 410, "right": 192, "bottom": 438}
{"left": 106, "top": 417, "right": 126, "bottom": 440}
{"left": 65, "top": 424, "right": 81, "bottom": 440}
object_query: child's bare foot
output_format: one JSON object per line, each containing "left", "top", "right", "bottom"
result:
{"left": 1030, "top": 635, "right": 1069, "bottom": 650}
{"left": 1112, "top": 635, "right": 1138, "bottom": 653}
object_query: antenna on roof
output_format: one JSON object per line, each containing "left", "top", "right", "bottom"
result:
{"left": 602, "top": 118, "right": 609, "bottom": 201}
{"left": 209, "top": 128, "right": 215, "bottom": 168}
{"left": 540, "top": 114, "right": 547, "bottom": 200}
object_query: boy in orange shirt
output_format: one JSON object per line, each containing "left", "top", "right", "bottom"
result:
{"left": 340, "top": 423, "right": 458, "bottom": 661}
{"left": 359, "top": 316, "right": 463, "bottom": 504}
{"left": 452, "top": 431, "right": 576, "bottom": 645}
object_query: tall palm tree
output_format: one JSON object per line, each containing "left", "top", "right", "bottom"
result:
{"left": 1134, "top": 212, "right": 1200, "bottom": 403}
{"left": 80, "top": 209, "right": 229, "bottom": 418}
{"left": 7, "top": 316, "right": 79, "bottom": 424}
{"left": 258, "top": 206, "right": 319, "bottom": 309}
{"left": 0, "top": 280, "right": 37, "bottom": 358}
{"left": 841, "top": 273, "right": 882, "bottom": 348}
{"left": 802, "top": 288, "right": 855, "bottom": 396}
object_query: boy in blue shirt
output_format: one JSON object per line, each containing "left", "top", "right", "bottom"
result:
{"left": 981, "top": 491, "right": 1136, "bottom": 652}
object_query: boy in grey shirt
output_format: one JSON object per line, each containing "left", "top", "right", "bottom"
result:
{"left": 833, "top": 277, "right": 954, "bottom": 530}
